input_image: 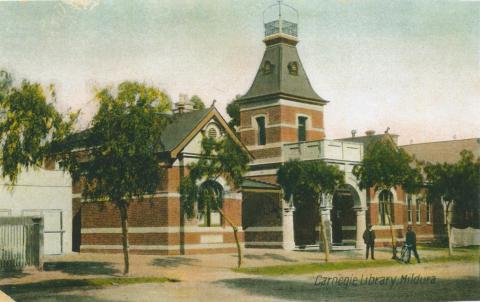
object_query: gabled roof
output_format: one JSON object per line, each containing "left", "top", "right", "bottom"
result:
{"left": 238, "top": 39, "right": 327, "bottom": 105}
{"left": 57, "top": 107, "right": 252, "bottom": 161}
{"left": 159, "top": 108, "right": 211, "bottom": 152}
{"left": 161, "top": 107, "right": 252, "bottom": 160}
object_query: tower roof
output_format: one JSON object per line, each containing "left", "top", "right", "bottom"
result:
{"left": 238, "top": 2, "right": 327, "bottom": 105}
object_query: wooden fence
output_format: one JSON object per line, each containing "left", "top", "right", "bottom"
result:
{"left": 0, "top": 216, "right": 44, "bottom": 271}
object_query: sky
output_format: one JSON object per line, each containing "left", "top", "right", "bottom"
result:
{"left": 0, "top": 0, "right": 478, "bottom": 145}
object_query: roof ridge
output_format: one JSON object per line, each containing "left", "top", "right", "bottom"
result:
{"left": 400, "top": 137, "right": 480, "bottom": 147}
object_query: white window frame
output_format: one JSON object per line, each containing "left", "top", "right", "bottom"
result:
{"left": 379, "top": 190, "right": 394, "bottom": 225}
{"left": 407, "top": 195, "right": 413, "bottom": 224}
{"left": 426, "top": 203, "right": 431, "bottom": 224}
{"left": 415, "top": 197, "right": 421, "bottom": 224}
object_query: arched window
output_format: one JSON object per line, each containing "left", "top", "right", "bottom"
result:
{"left": 379, "top": 190, "right": 394, "bottom": 225}
{"left": 256, "top": 116, "right": 266, "bottom": 145}
{"left": 298, "top": 116, "right": 307, "bottom": 142}
{"left": 198, "top": 180, "right": 223, "bottom": 227}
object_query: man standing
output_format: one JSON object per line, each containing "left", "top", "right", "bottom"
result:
{"left": 406, "top": 226, "right": 421, "bottom": 263}
{"left": 363, "top": 224, "right": 376, "bottom": 260}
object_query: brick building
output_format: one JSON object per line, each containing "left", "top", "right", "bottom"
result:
{"left": 75, "top": 102, "right": 275, "bottom": 255}
{"left": 237, "top": 3, "right": 453, "bottom": 249}
{"left": 73, "top": 3, "right": 475, "bottom": 255}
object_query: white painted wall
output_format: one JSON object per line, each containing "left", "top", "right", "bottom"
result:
{"left": 0, "top": 168, "right": 72, "bottom": 254}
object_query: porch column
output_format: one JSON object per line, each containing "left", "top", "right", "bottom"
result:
{"left": 282, "top": 199, "right": 296, "bottom": 250}
{"left": 319, "top": 208, "right": 332, "bottom": 251}
{"left": 319, "top": 193, "right": 333, "bottom": 251}
{"left": 355, "top": 208, "right": 367, "bottom": 249}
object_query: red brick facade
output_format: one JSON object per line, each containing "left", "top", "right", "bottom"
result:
{"left": 75, "top": 141, "right": 245, "bottom": 255}
{"left": 240, "top": 104, "right": 325, "bottom": 160}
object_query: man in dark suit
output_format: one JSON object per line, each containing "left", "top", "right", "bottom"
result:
{"left": 363, "top": 224, "right": 376, "bottom": 260}
{"left": 406, "top": 225, "right": 421, "bottom": 263}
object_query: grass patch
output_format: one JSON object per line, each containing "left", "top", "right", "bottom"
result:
{"left": 423, "top": 254, "right": 478, "bottom": 263}
{"left": 417, "top": 245, "right": 480, "bottom": 253}
{"left": 0, "top": 276, "right": 178, "bottom": 295}
{"left": 234, "top": 254, "right": 479, "bottom": 276}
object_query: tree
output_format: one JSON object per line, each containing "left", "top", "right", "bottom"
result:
{"left": 226, "top": 95, "right": 242, "bottom": 133}
{"left": 277, "top": 160, "right": 345, "bottom": 262}
{"left": 353, "top": 136, "right": 422, "bottom": 259}
{"left": 0, "top": 70, "right": 77, "bottom": 184}
{"left": 58, "top": 81, "right": 171, "bottom": 274}
{"left": 190, "top": 95, "right": 205, "bottom": 110}
{"left": 424, "top": 150, "right": 480, "bottom": 256}
{"left": 179, "top": 136, "right": 250, "bottom": 268}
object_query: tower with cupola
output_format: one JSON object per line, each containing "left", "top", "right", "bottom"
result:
{"left": 238, "top": 1, "right": 327, "bottom": 183}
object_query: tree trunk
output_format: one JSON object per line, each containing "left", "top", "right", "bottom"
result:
{"left": 319, "top": 209, "right": 329, "bottom": 262}
{"left": 446, "top": 202, "right": 453, "bottom": 256}
{"left": 218, "top": 208, "right": 242, "bottom": 268}
{"left": 118, "top": 201, "right": 130, "bottom": 275}
{"left": 384, "top": 202, "right": 397, "bottom": 259}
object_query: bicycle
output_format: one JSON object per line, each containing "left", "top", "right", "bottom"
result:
{"left": 399, "top": 244, "right": 411, "bottom": 263}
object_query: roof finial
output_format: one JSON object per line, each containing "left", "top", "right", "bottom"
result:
{"left": 278, "top": 0, "right": 282, "bottom": 19}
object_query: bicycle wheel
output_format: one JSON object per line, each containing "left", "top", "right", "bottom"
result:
{"left": 400, "top": 246, "right": 409, "bottom": 263}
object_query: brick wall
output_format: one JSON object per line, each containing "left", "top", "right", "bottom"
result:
{"left": 243, "top": 191, "right": 283, "bottom": 248}
{"left": 240, "top": 104, "right": 325, "bottom": 149}
{"left": 77, "top": 165, "right": 244, "bottom": 255}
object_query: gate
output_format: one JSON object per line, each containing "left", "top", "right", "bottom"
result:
{"left": 0, "top": 217, "right": 43, "bottom": 271}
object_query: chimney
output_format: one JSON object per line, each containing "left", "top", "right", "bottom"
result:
{"left": 174, "top": 94, "right": 194, "bottom": 114}
{"left": 365, "top": 130, "right": 376, "bottom": 136}
{"left": 351, "top": 129, "right": 357, "bottom": 138}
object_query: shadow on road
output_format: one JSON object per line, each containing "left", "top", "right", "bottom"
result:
{"left": 11, "top": 293, "right": 115, "bottom": 302}
{"left": 218, "top": 277, "right": 480, "bottom": 302}
{"left": 43, "top": 262, "right": 119, "bottom": 276}
{"left": 243, "top": 253, "right": 298, "bottom": 263}
{"left": 150, "top": 257, "right": 200, "bottom": 268}
{"left": 0, "top": 270, "right": 30, "bottom": 279}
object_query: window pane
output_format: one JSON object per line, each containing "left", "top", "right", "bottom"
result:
{"left": 256, "top": 117, "right": 266, "bottom": 145}
{"left": 416, "top": 199, "right": 421, "bottom": 223}
{"left": 298, "top": 117, "right": 307, "bottom": 142}
{"left": 379, "top": 190, "right": 393, "bottom": 225}
{"left": 407, "top": 195, "right": 412, "bottom": 223}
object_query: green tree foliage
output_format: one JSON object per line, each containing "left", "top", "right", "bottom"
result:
{"left": 424, "top": 150, "right": 480, "bottom": 255}
{"left": 353, "top": 136, "right": 423, "bottom": 258}
{"left": 353, "top": 137, "right": 422, "bottom": 194}
{"left": 226, "top": 95, "right": 242, "bottom": 132}
{"left": 277, "top": 160, "right": 345, "bottom": 262}
{"left": 179, "top": 136, "right": 250, "bottom": 268}
{"left": 189, "top": 95, "right": 205, "bottom": 110}
{"left": 0, "top": 70, "right": 77, "bottom": 184}
{"left": 59, "top": 81, "right": 171, "bottom": 274}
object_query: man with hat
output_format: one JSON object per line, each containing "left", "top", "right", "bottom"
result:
{"left": 363, "top": 224, "right": 376, "bottom": 260}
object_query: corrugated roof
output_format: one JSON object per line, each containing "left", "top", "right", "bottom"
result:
{"left": 401, "top": 138, "right": 480, "bottom": 164}
{"left": 239, "top": 41, "right": 327, "bottom": 104}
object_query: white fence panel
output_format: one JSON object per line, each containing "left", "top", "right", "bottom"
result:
{"left": 0, "top": 217, "right": 43, "bottom": 271}
{"left": 451, "top": 227, "right": 480, "bottom": 247}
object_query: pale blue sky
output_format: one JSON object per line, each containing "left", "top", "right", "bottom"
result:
{"left": 0, "top": 0, "right": 478, "bottom": 145}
